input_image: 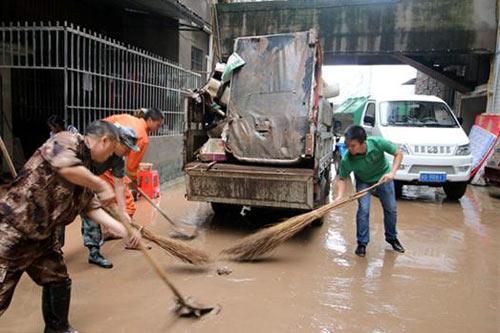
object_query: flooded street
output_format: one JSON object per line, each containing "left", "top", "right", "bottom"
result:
{"left": 1, "top": 181, "right": 499, "bottom": 333}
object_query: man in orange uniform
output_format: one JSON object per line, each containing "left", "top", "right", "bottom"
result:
{"left": 105, "top": 108, "right": 165, "bottom": 216}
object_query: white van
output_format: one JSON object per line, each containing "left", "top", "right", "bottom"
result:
{"left": 358, "top": 94, "right": 472, "bottom": 200}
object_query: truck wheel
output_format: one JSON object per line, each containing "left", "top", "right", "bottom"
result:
{"left": 312, "top": 168, "right": 330, "bottom": 228}
{"left": 314, "top": 167, "right": 331, "bottom": 208}
{"left": 443, "top": 182, "right": 468, "bottom": 200}
{"left": 311, "top": 218, "right": 324, "bottom": 227}
{"left": 394, "top": 181, "right": 403, "bottom": 199}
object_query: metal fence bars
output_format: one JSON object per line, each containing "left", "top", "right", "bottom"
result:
{"left": 0, "top": 21, "right": 201, "bottom": 136}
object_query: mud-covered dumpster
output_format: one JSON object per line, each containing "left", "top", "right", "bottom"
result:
{"left": 184, "top": 30, "right": 337, "bottom": 212}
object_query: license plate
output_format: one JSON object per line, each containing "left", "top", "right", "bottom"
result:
{"left": 419, "top": 172, "right": 447, "bottom": 183}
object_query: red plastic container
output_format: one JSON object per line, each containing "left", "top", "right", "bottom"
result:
{"left": 137, "top": 169, "right": 160, "bottom": 199}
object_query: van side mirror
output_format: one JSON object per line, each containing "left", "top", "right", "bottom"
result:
{"left": 363, "top": 115, "right": 375, "bottom": 127}
{"left": 457, "top": 117, "right": 463, "bottom": 125}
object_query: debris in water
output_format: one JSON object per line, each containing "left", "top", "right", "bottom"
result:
{"left": 216, "top": 266, "right": 232, "bottom": 276}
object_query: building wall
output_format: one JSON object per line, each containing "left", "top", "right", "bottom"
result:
{"left": 142, "top": 135, "right": 184, "bottom": 183}
{"left": 486, "top": 4, "right": 500, "bottom": 115}
{"left": 216, "top": 0, "right": 497, "bottom": 59}
{"left": 0, "top": 0, "right": 213, "bottom": 183}
{"left": 415, "top": 71, "right": 488, "bottom": 134}
{"left": 178, "top": 0, "right": 212, "bottom": 77}
{"left": 0, "top": 69, "right": 13, "bottom": 173}
{"left": 0, "top": 0, "right": 180, "bottom": 62}
{"left": 415, "top": 72, "right": 456, "bottom": 110}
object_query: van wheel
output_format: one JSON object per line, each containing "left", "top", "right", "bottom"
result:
{"left": 443, "top": 182, "right": 467, "bottom": 200}
{"left": 394, "top": 181, "right": 403, "bottom": 199}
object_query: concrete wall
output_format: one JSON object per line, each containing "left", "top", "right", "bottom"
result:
{"left": 178, "top": 0, "right": 212, "bottom": 76}
{"left": 216, "top": 0, "right": 498, "bottom": 58}
{"left": 142, "top": 135, "right": 184, "bottom": 183}
{"left": 0, "top": 0, "right": 180, "bottom": 62}
{"left": 415, "top": 72, "right": 456, "bottom": 108}
{"left": 486, "top": 3, "right": 500, "bottom": 114}
{"left": 415, "top": 71, "right": 488, "bottom": 134}
{"left": 460, "top": 96, "right": 487, "bottom": 133}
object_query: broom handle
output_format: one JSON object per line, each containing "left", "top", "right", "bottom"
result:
{"left": 352, "top": 181, "right": 383, "bottom": 197}
{"left": 126, "top": 176, "right": 179, "bottom": 228}
{"left": 106, "top": 206, "right": 188, "bottom": 303}
{"left": 318, "top": 181, "right": 384, "bottom": 215}
{"left": 0, "top": 136, "right": 17, "bottom": 178}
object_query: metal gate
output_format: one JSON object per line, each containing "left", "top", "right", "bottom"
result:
{"left": 0, "top": 21, "right": 201, "bottom": 136}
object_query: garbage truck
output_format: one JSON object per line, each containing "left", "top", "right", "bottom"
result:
{"left": 183, "top": 30, "right": 338, "bottom": 215}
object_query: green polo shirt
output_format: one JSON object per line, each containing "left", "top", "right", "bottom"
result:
{"left": 339, "top": 136, "right": 397, "bottom": 183}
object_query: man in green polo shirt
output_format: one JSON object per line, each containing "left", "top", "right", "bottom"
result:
{"left": 334, "top": 125, "right": 405, "bottom": 257}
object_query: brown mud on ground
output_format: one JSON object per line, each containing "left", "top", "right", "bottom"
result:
{"left": 1, "top": 182, "right": 499, "bottom": 332}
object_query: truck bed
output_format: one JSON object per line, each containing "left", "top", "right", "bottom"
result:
{"left": 185, "top": 162, "right": 315, "bottom": 209}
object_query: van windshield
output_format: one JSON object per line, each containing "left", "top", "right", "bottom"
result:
{"left": 380, "top": 101, "right": 459, "bottom": 127}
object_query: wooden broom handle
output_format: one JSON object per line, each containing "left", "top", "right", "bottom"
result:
{"left": 126, "top": 176, "right": 179, "bottom": 228}
{"left": 0, "top": 136, "right": 17, "bottom": 178}
{"left": 106, "top": 206, "right": 187, "bottom": 303}
{"left": 330, "top": 181, "right": 384, "bottom": 209}
{"left": 354, "top": 181, "right": 383, "bottom": 197}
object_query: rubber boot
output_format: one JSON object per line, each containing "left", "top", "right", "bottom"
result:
{"left": 88, "top": 247, "right": 113, "bottom": 269}
{"left": 42, "top": 279, "right": 79, "bottom": 333}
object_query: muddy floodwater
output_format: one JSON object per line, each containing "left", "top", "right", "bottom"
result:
{"left": 1, "top": 181, "right": 499, "bottom": 332}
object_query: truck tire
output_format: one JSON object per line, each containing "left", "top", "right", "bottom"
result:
{"left": 443, "top": 182, "right": 468, "bottom": 200}
{"left": 394, "top": 180, "right": 403, "bottom": 199}
{"left": 312, "top": 167, "right": 330, "bottom": 227}
{"left": 311, "top": 218, "right": 324, "bottom": 227}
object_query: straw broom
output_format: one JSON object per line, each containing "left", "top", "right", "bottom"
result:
{"left": 107, "top": 206, "right": 216, "bottom": 317}
{"left": 220, "top": 182, "right": 382, "bottom": 261}
{"left": 104, "top": 207, "right": 210, "bottom": 265}
{"left": 130, "top": 222, "right": 210, "bottom": 265}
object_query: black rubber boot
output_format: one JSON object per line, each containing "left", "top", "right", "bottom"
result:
{"left": 42, "top": 279, "right": 79, "bottom": 333}
{"left": 88, "top": 247, "right": 113, "bottom": 269}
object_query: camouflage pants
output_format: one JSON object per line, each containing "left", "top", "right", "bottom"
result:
{"left": 80, "top": 216, "right": 103, "bottom": 248}
{"left": 0, "top": 247, "right": 69, "bottom": 317}
{"left": 54, "top": 225, "right": 66, "bottom": 247}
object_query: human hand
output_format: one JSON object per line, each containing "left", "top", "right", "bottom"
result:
{"left": 126, "top": 229, "right": 142, "bottom": 248}
{"left": 380, "top": 173, "right": 395, "bottom": 183}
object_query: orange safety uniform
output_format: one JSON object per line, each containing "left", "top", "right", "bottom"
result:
{"left": 104, "top": 114, "right": 150, "bottom": 217}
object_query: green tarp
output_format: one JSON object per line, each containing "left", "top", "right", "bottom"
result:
{"left": 332, "top": 96, "right": 368, "bottom": 133}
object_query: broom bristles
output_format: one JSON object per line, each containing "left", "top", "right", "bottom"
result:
{"left": 220, "top": 192, "right": 368, "bottom": 261}
{"left": 133, "top": 223, "right": 211, "bottom": 265}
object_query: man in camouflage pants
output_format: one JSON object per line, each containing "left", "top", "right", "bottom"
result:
{"left": 0, "top": 120, "right": 141, "bottom": 333}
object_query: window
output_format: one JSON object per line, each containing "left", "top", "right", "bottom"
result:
{"left": 380, "top": 101, "right": 459, "bottom": 127}
{"left": 191, "top": 46, "right": 204, "bottom": 72}
{"left": 363, "top": 103, "right": 376, "bottom": 126}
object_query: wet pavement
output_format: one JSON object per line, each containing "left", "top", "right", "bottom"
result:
{"left": 1, "top": 181, "right": 499, "bottom": 332}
